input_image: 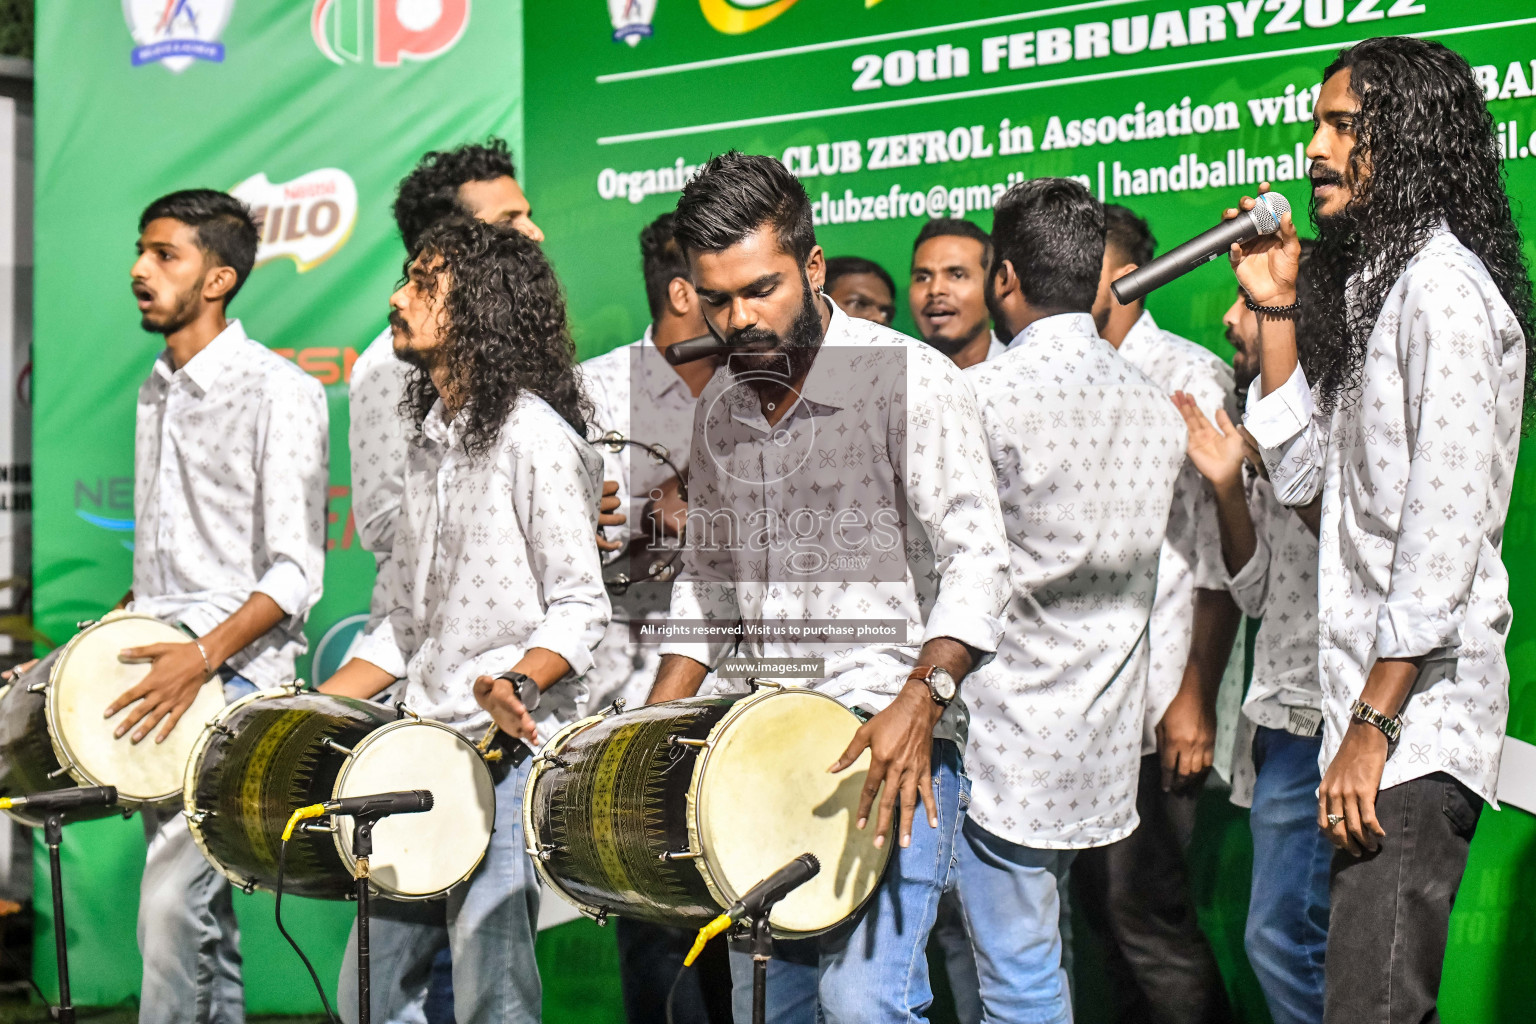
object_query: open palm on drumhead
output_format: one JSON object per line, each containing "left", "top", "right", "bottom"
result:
{"left": 829, "top": 684, "right": 942, "bottom": 850}
{"left": 107, "top": 641, "right": 214, "bottom": 744}
{"left": 474, "top": 674, "right": 538, "bottom": 743}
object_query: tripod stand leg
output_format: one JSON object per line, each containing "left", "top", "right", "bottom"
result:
{"left": 45, "top": 814, "right": 75, "bottom": 1024}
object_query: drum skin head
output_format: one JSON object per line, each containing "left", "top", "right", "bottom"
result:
{"left": 51, "top": 614, "right": 226, "bottom": 803}
{"left": 335, "top": 720, "right": 496, "bottom": 898}
{"left": 693, "top": 689, "right": 889, "bottom": 935}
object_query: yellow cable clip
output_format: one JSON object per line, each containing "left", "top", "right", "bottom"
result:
{"left": 282, "top": 804, "right": 325, "bottom": 841}
{"left": 0, "top": 798, "right": 14, "bottom": 811}
{"left": 684, "top": 912, "right": 733, "bottom": 967}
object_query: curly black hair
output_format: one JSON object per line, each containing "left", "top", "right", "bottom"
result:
{"left": 1305, "top": 37, "right": 1534, "bottom": 416}
{"left": 400, "top": 219, "right": 589, "bottom": 458}
{"left": 394, "top": 138, "right": 518, "bottom": 252}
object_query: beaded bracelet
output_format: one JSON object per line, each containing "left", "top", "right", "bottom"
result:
{"left": 1244, "top": 295, "right": 1302, "bottom": 317}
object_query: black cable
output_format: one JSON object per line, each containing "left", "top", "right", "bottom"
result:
{"left": 275, "top": 835, "right": 339, "bottom": 1023}
{"left": 664, "top": 961, "right": 693, "bottom": 1024}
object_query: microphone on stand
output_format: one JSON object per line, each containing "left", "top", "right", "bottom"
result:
{"left": 685, "top": 853, "right": 821, "bottom": 965}
{"left": 0, "top": 786, "right": 119, "bottom": 812}
{"left": 321, "top": 790, "right": 433, "bottom": 817}
{"left": 1110, "top": 191, "right": 1292, "bottom": 304}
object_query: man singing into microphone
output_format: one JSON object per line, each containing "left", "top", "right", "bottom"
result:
{"left": 647, "top": 152, "right": 1010, "bottom": 1024}
{"left": 1235, "top": 37, "right": 1529, "bottom": 1023}
{"left": 320, "top": 219, "right": 609, "bottom": 1022}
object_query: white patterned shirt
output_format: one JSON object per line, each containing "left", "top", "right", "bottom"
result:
{"left": 580, "top": 328, "right": 702, "bottom": 712}
{"left": 660, "top": 300, "right": 1010, "bottom": 728}
{"left": 1224, "top": 467, "right": 1322, "bottom": 808}
{"left": 964, "top": 313, "right": 1185, "bottom": 848}
{"left": 1116, "top": 310, "right": 1236, "bottom": 752}
{"left": 1245, "top": 228, "right": 1524, "bottom": 803}
{"left": 353, "top": 392, "right": 611, "bottom": 738}
{"left": 131, "top": 320, "right": 329, "bottom": 689}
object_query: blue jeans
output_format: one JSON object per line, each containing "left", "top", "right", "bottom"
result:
{"left": 339, "top": 757, "right": 540, "bottom": 1023}
{"left": 728, "top": 740, "right": 969, "bottom": 1024}
{"left": 955, "top": 821, "right": 1075, "bottom": 1024}
{"left": 137, "top": 676, "right": 257, "bottom": 1024}
{"left": 1246, "top": 727, "right": 1331, "bottom": 1024}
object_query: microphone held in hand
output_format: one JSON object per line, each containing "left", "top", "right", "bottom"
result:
{"left": 0, "top": 786, "right": 119, "bottom": 812}
{"left": 1110, "top": 192, "right": 1292, "bottom": 305}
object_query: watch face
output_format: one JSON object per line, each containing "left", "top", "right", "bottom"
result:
{"left": 929, "top": 668, "right": 957, "bottom": 701}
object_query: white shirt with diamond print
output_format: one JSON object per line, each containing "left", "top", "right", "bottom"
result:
{"left": 130, "top": 319, "right": 329, "bottom": 689}
{"left": 1116, "top": 310, "right": 1236, "bottom": 753}
{"left": 1245, "top": 228, "right": 1524, "bottom": 803}
{"left": 964, "top": 313, "right": 1185, "bottom": 848}
{"left": 353, "top": 391, "right": 611, "bottom": 738}
{"left": 660, "top": 299, "right": 1010, "bottom": 722}
{"left": 1224, "top": 467, "right": 1322, "bottom": 808}
{"left": 349, "top": 326, "right": 411, "bottom": 560}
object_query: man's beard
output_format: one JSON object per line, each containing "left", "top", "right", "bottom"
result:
{"left": 921, "top": 321, "right": 985, "bottom": 358}
{"left": 1226, "top": 327, "right": 1259, "bottom": 391}
{"left": 1309, "top": 165, "right": 1354, "bottom": 238}
{"left": 140, "top": 281, "right": 201, "bottom": 336}
{"left": 724, "top": 275, "right": 823, "bottom": 400}
{"left": 390, "top": 308, "right": 438, "bottom": 371}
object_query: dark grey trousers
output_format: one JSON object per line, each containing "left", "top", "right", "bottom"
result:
{"left": 1323, "top": 772, "right": 1483, "bottom": 1024}
{"left": 1070, "top": 753, "right": 1233, "bottom": 1024}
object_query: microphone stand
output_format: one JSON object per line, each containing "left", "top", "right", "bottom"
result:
{"left": 748, "top": 914, "right": 773, "bottom": 1024}
{"left": 43, "top": 812, "right": 75, "bottom": 1024}
{"left": 351, "top": 813, "right": 383, "bottom": 1024}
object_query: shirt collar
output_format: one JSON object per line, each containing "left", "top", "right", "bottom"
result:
{"left": 153, "top": 319, "right": 248, "bottom": 394}
{"left": 795, "top": 296, "right": 855, "bottom": 411}
{"left": 640, "top": 325, "right": 690, "bottom": 405}
{"left": 1115, "top": 309, "right": 1159, "bottom": 355}
{"left": 422, "top": 398, "right": 457, "bottom": 448}
{"left": 1007, "top": 311, "right": 1101, "bottom": 352}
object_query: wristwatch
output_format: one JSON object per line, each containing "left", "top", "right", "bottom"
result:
{"left": 500, "top": 671, "right": 541, "bottom": 713}
{"left": 909, "top": 665, "right": 957, "bottom": 708}
{"left": 1350, "top": 698, "right": 1402, "bottom": 744}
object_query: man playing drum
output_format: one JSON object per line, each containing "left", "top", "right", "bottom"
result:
{"left": 645, "top": 152, "right": 1011, "bottom": 1024}
{"left": 117, "top": 189, "right": 329, "bottom": 1024}
{"left": 319, "top": 217, "right": 610, "bottom": 1022}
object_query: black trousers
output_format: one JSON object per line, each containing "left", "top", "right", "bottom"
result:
{"left": 1323, "top": 772, "right": 1483, "bottom": 1024}
{"left": 1070, "top": 753, "right": 1233, "bottom": 1024}
{"left": 616, "top": 916, "right": 733, "bottom": 1024}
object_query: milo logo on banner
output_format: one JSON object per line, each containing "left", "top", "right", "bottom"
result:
{"left": 231, "top": 169, "right": 359, "bottom": 273}
{"left": 312, "top": 0, "right": 471, "bottom": 66}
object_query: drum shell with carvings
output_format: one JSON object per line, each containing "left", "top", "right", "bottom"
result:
{"left": 524, "top": 687, "right": 891, "bottom": 938}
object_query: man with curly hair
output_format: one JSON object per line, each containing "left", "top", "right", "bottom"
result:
{"left": 1234, "top": 36, "right": 1531, "bottom": 1023}
{"left": 320, "top": 218, "right": 609, "bottom": 1021}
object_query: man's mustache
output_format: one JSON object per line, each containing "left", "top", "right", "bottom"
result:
{"left": 1310, "top": 163, "right": 1345, "bottom": 188}
{"left": 388, "top": 308, "right": 412, "bottom": 339}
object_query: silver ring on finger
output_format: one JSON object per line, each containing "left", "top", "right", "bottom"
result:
{"left": 1327, "top": 813, "right": 1344, "bottom": 826}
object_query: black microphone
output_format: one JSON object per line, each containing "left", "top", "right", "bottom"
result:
{"left": 0, "top": 786, "right": 119, "bottom": 812}
{"left": 322, "top": 790, "right": 433, "bottom": 817}
{"left": 729, "top": 853, "right": 821, "bottom": 920}
{"left": 662, "top": 335, "right": 734, "bottom": 366}
{"left": 1110, "top": 192, "right": 1292, "bottom": 305}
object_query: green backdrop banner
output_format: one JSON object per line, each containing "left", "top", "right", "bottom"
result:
{"left": 33, "top": 1, "right": 521, "bottom": 1012}
{"left": 522, "top": 2, "right": 1536, "bottom": 1020}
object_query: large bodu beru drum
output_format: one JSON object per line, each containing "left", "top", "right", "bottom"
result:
{"left": 525, "top": 687, "right": 891, "bottom": 937}
{"left": 185, "top": 689, "right": 495, "bottom": 901}
{"left": 0, "top": 613, "right": 226, "bottom": 826}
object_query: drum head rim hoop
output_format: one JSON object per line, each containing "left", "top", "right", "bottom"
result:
{"left": 522, "top": 716, "right": 610, "bottom": 921}
{"left": 182, "top": 687, "right": 278, "bottom": 895}
{"left": 332, "top": 717, "right": 496, "bottom": 901}
{"left": 48, "top": 614, "right": 224, "bottom": 806}
{"left": 689, "top": 687, "right": 892, "bottom": 939}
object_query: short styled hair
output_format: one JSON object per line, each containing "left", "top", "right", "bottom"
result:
{"left": 394, "top": 138, "right": 518, "bottom": 252}
{"left": 825, "top": 256, "right": 895, "bottom": 299}
{"left": 138, "top": 189, "right": 259, "bottom": 306}
{"left": 913, "top": 217, "right": 993, "bottom": 272}
{"left": 672, "top": 151, "right": 815, "bottom": 265}
{"left": 991, "top": 178, "right": 1105, "bottom": 312}
{"left": 640, "top": 212, "right": 689, "bottom": 320}
{"left": 1103, "top": 204, "right": 1156, "bottom": 267}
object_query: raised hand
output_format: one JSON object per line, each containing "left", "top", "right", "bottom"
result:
{"left": 1172, "top": 392, "right": 1247, "bottom": 493}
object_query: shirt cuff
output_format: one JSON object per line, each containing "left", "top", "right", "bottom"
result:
{"left": 526, "top": 614, "right": 602, "bottom": 680}
{"left": 254, "top": 560, "right": 312, "bottom": 618}
{"left": 1375, "top": 596, "right": 1460, "bottom": 660}
{"left": 922, "top": 603, "right": 1004, "bottom": 672}
{"left": 1224, "top": 549, "right": 1267, "bottom": 618}
{"left": 1243, "top": 364, "right": 1314, "bottom": 451}
{"left": 352, "top": 620, "right": 408, "bottom": 680}
{"left": 657, "top": 642, "right": 724, "bottom": 670}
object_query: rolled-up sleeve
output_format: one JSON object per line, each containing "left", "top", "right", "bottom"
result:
{"left": 254, "top": 374, "right": 329, "bottom": 623}
{"left": 1244, "top": 365, "right": 1326, "bottom": 507}
{"left": 660, "top": 392, "right": 741, "bottom": 669}
{"left": 903, "top": 349, "right": 1009, "bottom": 662}
{"left": 1373, "top": 265, "right": 1502, "bottom": 659}
{"left": 513, "top": 427, "right": 611, "bottom": 679}
{"left": 1224, "top": 479, "right": 1274, "bottom": 619}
